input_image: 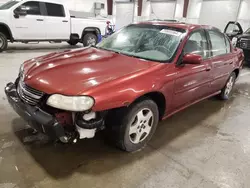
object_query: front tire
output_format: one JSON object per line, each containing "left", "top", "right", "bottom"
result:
{"left": 0, "top": 32, "right": 8, "bottom": 52}
{"left": 219, "top": 72, "right": 236, "bottom": 100}
{"left": 114, "top": 99, "right": 159, "bottom": 152}
{"left": 83, "top": 33, "right": 97, "bottom": 46}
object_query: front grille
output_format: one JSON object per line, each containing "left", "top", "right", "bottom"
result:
{"left": 239, "top": 38, "right": 250, "bottom": 49}
{"left": 17, "top": 80, "right": 44, "bottom": 105}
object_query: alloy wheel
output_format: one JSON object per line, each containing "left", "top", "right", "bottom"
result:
{"left": 87, "top": 37, "right": 96, "bottom": 46}
{"left": 225, "top": 76, "right": 234, "bottom": 97}
{"left": 0, "top": 37, "right": 3, "bottom": 48}
{"left": 129, "top": 108, "right": 154, "bottom": 144}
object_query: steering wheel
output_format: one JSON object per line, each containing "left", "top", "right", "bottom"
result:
{"left": 155, "top": 46, "right": 172, "bottom": 57}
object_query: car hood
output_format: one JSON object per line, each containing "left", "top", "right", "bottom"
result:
{"left": 23, "top": 47, "right": 159, "bottom": 95}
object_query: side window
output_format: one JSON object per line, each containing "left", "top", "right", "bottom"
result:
{"left": 208, "top": 30, "right": 227, "bottom": 56}
{"left": 21, "top": 1, "right": 41, "bottom": 15}
{"left": 184, "top": 30, "right": 208, "bottom": 59}
{"left": 225, "top": 23, "right": 240, "bottom": 35}
{"left": 225, "top": 36, "right": 231, "bottom": 53}
{"left": 45, "top": 3, "right": 65, "bottom": 17}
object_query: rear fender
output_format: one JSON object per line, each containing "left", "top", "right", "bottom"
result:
{"left": 82, "top": 27, "right": 101, "bottom": 41}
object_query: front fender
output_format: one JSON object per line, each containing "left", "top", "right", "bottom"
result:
{"left": 88, "top": 65, "right": 175, "bottom": 112}
{"left": 0, "top": 22, "right": 13, "bottom": 41}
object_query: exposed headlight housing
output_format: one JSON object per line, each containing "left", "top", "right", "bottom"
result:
{"left": 46, "top": 94, "right": 94, "bottom": 111}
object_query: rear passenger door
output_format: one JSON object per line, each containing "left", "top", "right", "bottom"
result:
{"left": 207, "top": 29, "right": 234, "bottom": 92}
{"left": 43, "top": 2, "right": 70, "bottom": 40}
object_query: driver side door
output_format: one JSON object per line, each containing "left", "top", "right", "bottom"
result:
{"left": 12, "top": 1, "right": 45, "bottom": 40}
{"left": 171, "top": 29, "right": 212, "bottom": 110}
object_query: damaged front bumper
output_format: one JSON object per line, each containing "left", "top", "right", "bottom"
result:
{"left": 5, "top": 82, "right": 70, "bottom": 143}
{"left": 5, "top": 82, "right": 106, "bottom": 143}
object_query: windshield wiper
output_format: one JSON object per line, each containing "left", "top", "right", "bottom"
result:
{"left": 94, "top": 46, "right": 123, "bottom": 54}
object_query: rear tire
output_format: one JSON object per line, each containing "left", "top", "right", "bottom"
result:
{"left": 0, "top": 32, "right": 8, "bottom": 52}
{"left": 67, "top": 40, "right": 78, "bottom": 46}
{"left": 112, "top": 99, "right": 159, "bottom": 152}
{"left": 83, "top": 33, "right": 97, "bottom": 46}
{"left": 219, "top": 72, "right": 236, "bottom": 100}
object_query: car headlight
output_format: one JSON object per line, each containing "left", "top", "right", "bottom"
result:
{"left": 46, "top": 94, "right": 95, "bottom": 111}
{"left": 232, "top": 37, "right": 238, "bottom": 47}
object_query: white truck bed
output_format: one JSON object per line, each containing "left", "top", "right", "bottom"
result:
{"left": 71, "top": 17, "right": 107, "bottom": 36}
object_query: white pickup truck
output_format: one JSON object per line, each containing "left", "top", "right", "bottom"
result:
{"left": 0, "top": 0, "right": 108, "bottom": 52}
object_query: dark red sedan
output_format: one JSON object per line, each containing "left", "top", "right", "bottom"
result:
{"left": 5, "top": 22, "right": 244, "bottom": 152}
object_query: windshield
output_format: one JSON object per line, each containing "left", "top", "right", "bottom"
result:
{"left": 0, "top": 1, "right": 19, "bottom": 10}
{"left": 97, "top": 24, "right": 185, "bottom": 62}
{"left": 245, "top": 28, "right": 250, "bottom": 34}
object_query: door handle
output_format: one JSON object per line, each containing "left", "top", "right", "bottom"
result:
{"left": 229, "top": 61, "right": 233, "bottom": 65}
{"left": 62, "top": 20, "right": 68, "bottom": 23}
{"left": 36, "top": 19, "right": 43, "bottom": 21}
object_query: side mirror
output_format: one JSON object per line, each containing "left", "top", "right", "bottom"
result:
{"left": 182, "top": 53, "right": 202, "bottom": 65}
{"left": 14, "top": 6, "right": 27, "bottom": 18}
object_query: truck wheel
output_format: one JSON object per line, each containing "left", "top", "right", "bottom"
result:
{"left": 67, "top": 40, "right": 78, "bottom": 46}
{"left": 113, "top": 99, "right": 159, "bottom": 152}
{"left": 83, "top": 33, "right": 97, "bottom": 46}
{"left": 0, "top": 32, "right": 8, "bottom": 52}
{"left": 219, "top": 72, "right": 236, "bottom": 100}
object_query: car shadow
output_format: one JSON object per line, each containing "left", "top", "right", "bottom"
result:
{"left": 11, "top": 97, "right": 234, "bottom": 179}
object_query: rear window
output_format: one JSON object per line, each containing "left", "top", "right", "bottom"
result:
{"left": 208, "top": 30, "right": 227, "bottom": 56}
{"left": 45, "top": 3, "right": 65, "bottom": 17}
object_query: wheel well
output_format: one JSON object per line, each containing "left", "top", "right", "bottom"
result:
{"left": 81, "top": 27, "right": 100, "bottom": 40}
{"left": 134, "top": 92, "right": 166, "bottom": 120}
{"left": 233, "top": 69, "right": 240, "bottom": 78}
{"left": 0, "top": 24, "right": 12, "bottom": 41}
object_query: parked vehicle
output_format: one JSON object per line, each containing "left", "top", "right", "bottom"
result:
{"left": 224, "top": 21, "right": 250, "bottom": 63}
{"left": 0, "top": 0, "right": 107, "bottom": 52}
{"left": 5, "top": 22, "right": 244, "bottom": 152}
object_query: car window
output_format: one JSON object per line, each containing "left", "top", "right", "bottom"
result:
{"left": 208, "top": 30, "right": 227, "bottom": 56}
{"left": 184, "top": 30, "right": 208, "bottom": 59}
{"left": 0, "top": 1, "right": 19, "bottom": 10}
{"left": 225, "top": 36, "right": 231, "bottom": 53}
{"left": 45, "top": 3, "right": 65, "bottom": 17}
{"left": 97, "top": 24, "right": 185, "bottom": 62}
{"left": 225, "top": 23, "right": 240, "bottom": 35}
{"left": 245, "top": 28, "right": 250, "bottom": 34}
{"left": 21, "top": 1, "right": 41, "bottom": 15}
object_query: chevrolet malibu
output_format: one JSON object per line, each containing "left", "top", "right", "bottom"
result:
{"left": 5, "top": 22, "right": 244, "bottom": 152}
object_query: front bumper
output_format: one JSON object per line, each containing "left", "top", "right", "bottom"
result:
{"left": 5, "top": 82, "right": 68, "bottom": 142}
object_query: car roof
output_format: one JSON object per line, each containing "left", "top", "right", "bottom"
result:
{"left": 16, "top": 0, "right": 64, "bottom": 3}
{"left": 136, "top": 21, "right": 220, "bottom": 32}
